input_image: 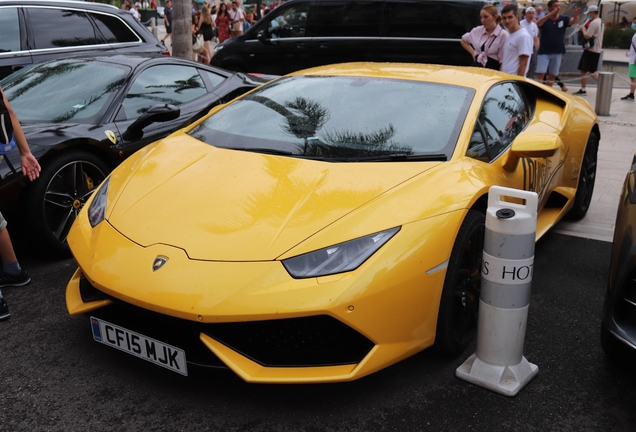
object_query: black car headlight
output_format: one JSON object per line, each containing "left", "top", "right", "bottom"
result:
{"left": 282, "top": 227, "right": 400, "bottom": 278}
{"left": 87, "top": 178, "right": 110, "bottom": 227}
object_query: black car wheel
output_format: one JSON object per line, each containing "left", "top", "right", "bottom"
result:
{"left": 568, "top": 132, "right": 599, "bottom": 220}
{"left": 435, "top": 210, "right": 485, "bottom": 355}
{"left": 26, "top": 150, "right": 109, "bottom": 255}
{"left": 601, "top": 324, "right": 636, "bottom": 364}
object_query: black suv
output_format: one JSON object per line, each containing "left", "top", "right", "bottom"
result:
{"left": 211, "top": 0, "right": 485, "bottom": 74}
{"left": 0, "top": 0, "right": 168, "bottom": 79}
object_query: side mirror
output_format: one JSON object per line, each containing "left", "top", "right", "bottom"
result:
{"left": 122, "top": 104, "right": 181, "bottom": 142}
{"left": 257, "top": 29, "right": 277, "bottom": 45}
{"left": 503, "top": 133, "right": 562, "bottom": 172}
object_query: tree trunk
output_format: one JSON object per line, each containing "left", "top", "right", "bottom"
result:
{"left": 172, "top": 0, "right": 192, "bottom": 60}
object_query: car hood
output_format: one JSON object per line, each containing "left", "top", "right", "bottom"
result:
{"left": 107, "top": 136, "right": 439, "bottom": 261}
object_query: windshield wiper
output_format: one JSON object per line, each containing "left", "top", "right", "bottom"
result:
{"left": 236, "top": 147, "right": 295, "bottom": 156}
{"left": 328, "top": 153, "right": 448, "bottom": 162}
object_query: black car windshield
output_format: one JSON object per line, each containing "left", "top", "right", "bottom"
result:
{"left": 1, "top": 59, "right": 129, "bottom": 123}
{"left": 188, "top": 76, "right": 474, "bottom": 161}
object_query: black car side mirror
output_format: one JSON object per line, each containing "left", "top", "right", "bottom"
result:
{"left": 257, "top": 30, "right": 277, "bottom": 45}
{"left": 122, "top": 104, "right": 181, "bottom": 142}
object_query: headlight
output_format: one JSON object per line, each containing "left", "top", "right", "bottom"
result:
{"left": 282, "top": 227, "right": 400, "bottom": 278}
{"left": 87, "top": 178, "right": 110, "bottom": 227}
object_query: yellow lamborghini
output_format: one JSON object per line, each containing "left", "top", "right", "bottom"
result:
{"left": 66, "top": 63, "right": 599, "bottom": 382}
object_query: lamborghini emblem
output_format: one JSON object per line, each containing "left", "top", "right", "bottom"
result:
{"left": 152, "top": 256, "right": 169, "bottom": 271}
{"left": 105, "top": 130, "right": 117, "bottom": 145}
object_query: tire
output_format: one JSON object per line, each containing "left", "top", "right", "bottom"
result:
{"left": 601, "top": 324, "right": 635, "bottom": 364}
{"left": 26, "top": 150, "right": 110, "bottom": 256}
{"left": 567, "top": 132, "right": 599, "bottom": 220}
{"left": 435, "top": 210, "right": 485, "bottom": 355}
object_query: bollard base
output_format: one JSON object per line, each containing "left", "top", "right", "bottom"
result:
{"left": 455, "top": 353, "right": 538, "bottom": 397}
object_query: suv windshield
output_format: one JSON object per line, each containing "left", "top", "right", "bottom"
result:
{"left": 188, "top": 76, "right": 473, "bottom": 161}
{"left": 1, "top": 59, "right": 129, "bottom": 123}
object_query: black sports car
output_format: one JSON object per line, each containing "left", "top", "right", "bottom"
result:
{"left": 602, "top": 155, "right": 636, "bottom": 362}
{"left": 0, "top": 54, "right": 271, "bottom": 254}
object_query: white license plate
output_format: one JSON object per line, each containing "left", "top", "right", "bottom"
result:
{"left": 90, "top": 316, "right": 188, "bottom": 376}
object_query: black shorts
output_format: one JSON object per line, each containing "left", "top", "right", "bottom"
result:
{"left": 578, "top": 50, "right": 600, "bottom": 73}
{"left": 166, "top": 25, "right": 172, "bottom": 34}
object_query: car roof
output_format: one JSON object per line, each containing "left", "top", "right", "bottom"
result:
{"left": 289, "top": 62, "right": 509, "bottom": 89}
{"left": 16, "top": 53, "right": 234, "bottom": 78}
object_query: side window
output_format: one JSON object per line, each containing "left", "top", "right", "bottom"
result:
{"left": 119, "top": 65, "right": 207, "bottom": 120}
{"left": 28, "top": 8, "right": 104, "bottom": 49}
{"left": 0, "top": 8, "right": 21, "bottom": 53}
{"left": 386, "top": 2, "right": 466, "bottom": 39}
{"left": 467, "top": 83, "right": 529, "bottom": 162}
{"left": 91, "top": 12, "right": 140, "bottom": 43}
{"left": 267, "top": 3, "right": 310, "bottom": 39}
{"left": 202, "top": 70, "right": 226, "bottom": 89}
{"left": 310, "top": 1, "right": 383, "bottom": 37}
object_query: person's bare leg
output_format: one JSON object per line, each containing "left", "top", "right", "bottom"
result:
{"left": 546, "top": 74, "right": 556, "bottom": 87}
{"left": 581, "top": 71, "right": 588, "bottom": 89}
{"left": 0, "top": 228, "right": 17, "bottom": 265}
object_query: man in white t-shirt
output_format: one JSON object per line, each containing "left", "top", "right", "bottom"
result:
{"left": 501, "top": 5, "right": 534, "bottom": 76}
{"left": 228, "top": 0, "right": 245, "bottom": 38}
{"left": 573, "top": 6, "right": 603, "bottom": 96}
{"left": 521, "top": 7, "right": 540, "bottom": 78}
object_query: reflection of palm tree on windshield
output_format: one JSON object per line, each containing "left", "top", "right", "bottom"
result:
{"left": 4, "top": 62, "right": 87, "bottom": 99}
{"left": 317, "top": 124, "right": 412, "bottom": 157}
{"left": 52, "top": 79, "right": 125, "bottom": 122}
{"left": 283, "top": 97, "right": 329, "bottom": 154}
{"left": 4, "top": 60, "right": 127, "bottom": 122}
{"left": 125, "top": 75, "right": 204, "bottom": 116}
{"left": 245, "top": 94, "right": 413, "bottom": 157}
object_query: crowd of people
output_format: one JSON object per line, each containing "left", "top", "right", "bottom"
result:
{"left": 462, "top": 1, "right": 635, "bottom": 101}
{"left": 159, "top": 0, "right": 280, "bottom": 63}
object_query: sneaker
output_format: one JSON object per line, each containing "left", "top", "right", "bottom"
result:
{"left": 561, "top": 86, "right": 568, "bottom": 92}
{"left": 573, "top": 89, "right": 587, "bottom": 95}
{"left": 0, "top": 270, "right": 31, "bottom": 288}
{"left": 0, "top": 297, "right": 9, "bottom": 321}
{"left": 621, "top": 93, "right": 635, "bottom": 100}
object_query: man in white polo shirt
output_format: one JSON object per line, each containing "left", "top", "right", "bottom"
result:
{"left": 521, "top": 7, "right": 540, "bottom": 78}
{"left": 501, "top": 4, "right": 534, "bottom": 76}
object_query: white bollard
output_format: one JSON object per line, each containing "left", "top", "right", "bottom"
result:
{"left": 456, "top": 186, "right": 539, "bottom": 396}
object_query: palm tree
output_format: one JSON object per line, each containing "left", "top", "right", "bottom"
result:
{"left": 171, "top": 0, "right": 193, "bottom": 60}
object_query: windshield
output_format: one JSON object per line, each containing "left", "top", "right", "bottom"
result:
{"left": 1, "top": 59, "right": 129, "bottom": 123}
{"left": 188, "top": 76, "right": 474, "bottom": 161}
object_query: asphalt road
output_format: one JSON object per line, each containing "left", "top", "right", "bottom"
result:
{"left": 1, "top": 232, "right": 635, "bottom": 431}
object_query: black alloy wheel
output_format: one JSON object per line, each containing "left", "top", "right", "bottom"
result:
{"left": 435, "top": 210, "right": 485, "bottom": 355}
{"left": 26, "top": 150, "right": 109, "bottom": 255}
{"left": 568, "top": 132, "right": 599, "bottom": 220}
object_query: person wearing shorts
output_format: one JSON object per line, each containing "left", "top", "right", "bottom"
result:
{"left": 535, "top": 0, "right": 580, "bottom": 87}
{"left": 622, "top": 31, "right": 636, "bottom": 100}
{"left": 573, "top": 6, "right": 603, "bottom": 96}
{"left": 162, "top": 0, "right": 173, "bottom": 45}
